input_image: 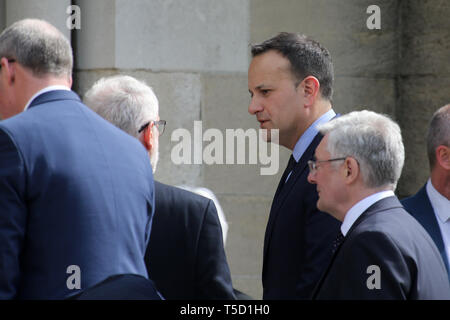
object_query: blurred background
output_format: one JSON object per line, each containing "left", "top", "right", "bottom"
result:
{"left": 1, "top": 0, "right": 449, "bottom": 298}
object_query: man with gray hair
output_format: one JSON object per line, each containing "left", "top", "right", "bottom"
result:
{"left": 402, "top": 104, "right": 450, "bottom": 280}
{"left": 0, "top": 19, "right": 156, "bottom": 299}
{"left": 308, "top": 110, "right": 449, "bottom": 299}
{"left": 84, "top": 75, "right": 236, "bottom": 299}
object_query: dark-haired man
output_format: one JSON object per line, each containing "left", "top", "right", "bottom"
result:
{"left": 248, "top": 32, "right": 340, "bottom": 299}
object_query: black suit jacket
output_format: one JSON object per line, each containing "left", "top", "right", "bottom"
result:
{"left": 401, "top": 184, "right": 450, "bottom": 279}
{"left": 145, "top": 181, "right": 235, "bottom": 299}
{"left": 313, "top": 196, "right": 450, "bottom": 299}
{"left": 263, "top": 133, "right": 341, "bottom": 299}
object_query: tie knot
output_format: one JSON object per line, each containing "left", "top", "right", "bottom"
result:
{"left": 287, "top": 155, "right": 296, "bottom": 172}
{"left": 332, "top": 231, "right": 345, "bottom": 254}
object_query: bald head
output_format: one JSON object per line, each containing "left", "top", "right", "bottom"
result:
{"left": 0, "top": 18, "right": 73, "bottom": 79}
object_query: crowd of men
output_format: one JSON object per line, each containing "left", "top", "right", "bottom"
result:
{"left": 0, "top": 19, "right": 448, "bottom": 299}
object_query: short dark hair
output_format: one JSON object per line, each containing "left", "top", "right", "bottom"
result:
{"left": 427, "top": 104, "right": 450, "bottom": 169}
{"left": 251, "top": 32, "right": 334, "bottom": 101}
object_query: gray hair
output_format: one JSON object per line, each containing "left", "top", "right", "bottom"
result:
{"left": 83, "top": 75, "right": 159, "bottom": 138}
{"left": 427, "top": 104, "right": 450, "bottom": 169}
{"left": 318, "top": 110, "right": 405, "bottom": 190}
{"left": 0, "top": 19, "right": 73, "bottom": 78}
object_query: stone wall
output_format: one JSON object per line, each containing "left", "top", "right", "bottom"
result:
{"left": 1, "top": 0, "right": 449, "bottom": 299}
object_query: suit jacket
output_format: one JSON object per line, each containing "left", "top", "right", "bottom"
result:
{"left": 263, "top": 133, "right": 341, "bottom": 299}
{"left": 313, "top": 196, "right": 450, "bottom": 299}
{"left": 401, "top": 185, "right": 450, "bottom": 279}
{"left": 145, "top": 181, "right": 235, "bottom": 299}
{"left": 0, "top": 90, "right": 155, "bottom": 299}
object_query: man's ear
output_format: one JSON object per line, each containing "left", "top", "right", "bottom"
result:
{"left": 141, "top": 124, "right": 154, "bottom": 152}
{"left": 436, "top": 145, "right": 450, "bottom": 170}
{"left": 343, "top": 157, "right": 359, "bottom": 185}
{"left": 301, "top": 76, "right": 320, "bottom": 107}
{"left": 0, "top": 57, "right": 15, "bottom": 85}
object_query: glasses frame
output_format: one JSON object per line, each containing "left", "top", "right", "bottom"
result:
{"left": 138, "top": 120, "right": 166, "bottom": 136}
{"left": 307, "top": 157, "right": 347, "bottom": 173}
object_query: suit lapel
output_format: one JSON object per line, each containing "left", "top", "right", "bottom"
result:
{"left": 410, "top": 186, "right": 449, "bottom": 273}
{"left": 312, "top": 196, "right": 402, "bottom": 299}
{"left": 264, "top": 133, "right": 324, "bottom": 261}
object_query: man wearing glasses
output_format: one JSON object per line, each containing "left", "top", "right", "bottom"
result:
{"left": 248, "top": 32, "right": 341, "bottom": 299}
{"left": 84, "top": 75, "right": 236, "bottom": 300}
{"left": 309, "top": 110, "right": 449, "bottom": 299}
{"left": 0, "top": 19, "right": 155, "bottom": 299}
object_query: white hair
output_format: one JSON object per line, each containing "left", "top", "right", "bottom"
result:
{"left": 84, "top": 75, "right": 160, "bottom": 172}
{"left": 84, "top": 75, "right": 159, "bottom": 138}
{"left": 318, "top": 110, "right": 405, "bottom": 190}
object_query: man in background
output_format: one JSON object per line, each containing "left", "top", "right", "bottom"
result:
{"left": 402, "top": 104, "right": 450, "bottom": 280}
{"left": 309, "top": 110, "right": 449, "bottom": 299}
{"left": 248, "top": 32, "right": 340, "bottom": 299}
{"left": 0, "top": 19, "right": 155, "bottom": 299}
{"left": 84, "top": 75, "right": 236, "bottom": 299}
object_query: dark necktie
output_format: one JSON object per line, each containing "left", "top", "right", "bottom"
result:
{"left": 273, "top": 155, "right": 297, "bottom": 202}
{"left": 282, "top": 155, "right": 297, "bottom": 184}
{"left": 332, "top": 231, "right": 345, "bottom": 254}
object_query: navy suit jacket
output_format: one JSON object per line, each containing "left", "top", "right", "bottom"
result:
{"left": 145, "top": 182, "right": 235, "bottom": 299}
{"left": 401, "top": 185, "right": 450, "bottom": 279}
{"left": 0, "top": 90, "right": 155, "bottom": 299}
{"left": 313, "top": 197, "right": 450, "bottom": 299}
{"left": 263, "top": 133, "right": 341, "bottom": 299}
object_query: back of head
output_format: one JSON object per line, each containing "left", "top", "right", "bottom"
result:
{"left": 0, "top": 19, "right": 73, "bottom": 79}
{"left": 318, "top": 110, "right": 405, "bottom": 190}
{"left": 84, "top": 75, "right": 159, "bottom": 138}
{"left": 251, "top": 32, "right": 334, "bottom": 101}
{"left": 427, "top": 104, "right": 450, "bottom": 169}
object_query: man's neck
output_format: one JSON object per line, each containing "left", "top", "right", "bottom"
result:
{"left": 431, "top": 169, "right": 450, "bottom": 200}
{"left": 284, "top": 101, "right": 332, "bottom": 150}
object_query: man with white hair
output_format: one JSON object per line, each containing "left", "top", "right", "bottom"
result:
{"left": 402, "top": 104, "right": 450, "bottom": 281}
{"left": 84, "top": 75, "right": 236, "bottom": 299}
{"left": 0, "top": 19, "right": 155, "bottom": 299}
{"left": 308, "top": 110, "right": 449, "bottom": 299}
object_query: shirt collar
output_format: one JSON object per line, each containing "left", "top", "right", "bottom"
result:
{"left": 426, "top": 179, "right": 450, "bottom": 223}
{"left": 23, "top": 85, "right": 71, "bottom": 111}
{"left": 292, "top": 109, "right": 336, "bottom": 162}
{"left": 341, "top": 190, "right": 395, "bottom": 236}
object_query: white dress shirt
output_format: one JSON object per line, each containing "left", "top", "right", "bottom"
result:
{"left": 341, "top": 190, "right": 396, "bottom": 236}
{"left": 23, "top": 85, "right": 71, "bottom": 112}
{"left": 426, "top": 179, "right": 450, "bottom": 267}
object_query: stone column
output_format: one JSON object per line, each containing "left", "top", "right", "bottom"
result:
{"left": 396, "top": 0, "right": 450, "bottom": 198}
{"left": 5, "top": 0, "right": 70, "bottom": 38}
{"left": 0, "top": 0, "right": 5, "bottom": 30}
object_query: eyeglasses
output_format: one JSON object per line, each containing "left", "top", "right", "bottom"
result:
{"left": 307, "top": 157, "right": 347, "bottom": 173}
{"left": 0, "top": 59, "right": 16, "bottom": 70}
{"left": 138, "top": 120, "right": 166, "bottom": 136}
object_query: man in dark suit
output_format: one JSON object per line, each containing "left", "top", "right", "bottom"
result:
{"left": 308, "top": 110, "right": 450, "bottom": 299}
{"left": 84, "top": 75, "right": 236, "bottom": 299}
{"left": 0, "top": 19, "right": 155, "bottom": 299}
{"left": 402, "top": 104, "right": 450, "bottom": 280}
{"left": 248, "top": 32, "right": 341, "bottom": 299}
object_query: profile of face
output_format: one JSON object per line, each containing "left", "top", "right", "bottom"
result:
{"left": 307, "top": 135, "right": 345, "bottom": 218}
{"left": 248, "top": 50, "right": 305, "bottom": 148}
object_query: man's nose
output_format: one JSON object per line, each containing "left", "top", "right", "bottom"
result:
{"left": 248, "top": 97, "right": 263, "bottom": 115}
{"left": 307, "top": 171, "right": 316, "bottom": 184}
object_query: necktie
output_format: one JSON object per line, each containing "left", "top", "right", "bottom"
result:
{"left": 332, "top": 231, "right": 345, "bottom": 254}
{"left": 282, "top": 155, "right": 297, "bottom": 184}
